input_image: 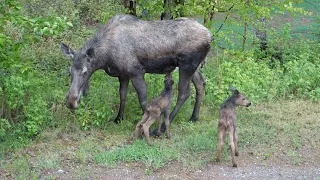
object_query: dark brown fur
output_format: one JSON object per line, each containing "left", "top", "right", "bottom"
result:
{"left": 134, "top": 74, "right": 174, "bottom": 145}
{"left": 216, "top": 87, "right": 251, "bottom": 167}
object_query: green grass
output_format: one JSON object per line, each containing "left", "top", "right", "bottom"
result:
{"left": 1, "top": 100, "right": 320, "bottom": 178}
{"left": 1, "top": 1, "right": 320, "bottom": 178}
{"left": 95, "top": 140, "right": 179, "bottom": 169}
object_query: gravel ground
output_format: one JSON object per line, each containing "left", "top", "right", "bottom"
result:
{"left": 47, "top": 155, "right": 320, "bottom": 180}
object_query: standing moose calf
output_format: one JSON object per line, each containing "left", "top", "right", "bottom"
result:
{"left": 216, "top": 87, "right": 251, "bottom": 167}
{"left": 134, "top": 74, "right": 174, "bottom": 145}
{"left": 60, "top": 14, "right": 211, "bottom": 126}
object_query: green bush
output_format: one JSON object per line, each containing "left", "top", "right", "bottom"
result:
{"left": 1, "top": 0, "right": 320, "bottom": 153}
{"left": 0, "top": 0, "right": 71, "bottom": 138}
{"left": 204, "top": 50, "right": 281, "bottom": 105}
{"left": 77, "top": 0, "right": 124, "bottom": 24}
{"left": 24, "top": 97, "right": 50, "bottom": 136}
{"left": 280, "top": 40, "right": 320, "bottom": 99}
{"left": 0, "top": 119, "right": 11, "bottom": 138}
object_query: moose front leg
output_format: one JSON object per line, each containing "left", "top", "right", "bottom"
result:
{"left": 131, "top": 75, "right": 147, "bottom": 112}
{"left": 114, "top": 76, "right": 129, "bottom": 123}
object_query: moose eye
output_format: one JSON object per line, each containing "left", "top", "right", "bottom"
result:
{"left": 242, "top": 98, "right": 246, "bottom": 100}
{"left": 82, "top": 71, "right": 87, "bottom": 76}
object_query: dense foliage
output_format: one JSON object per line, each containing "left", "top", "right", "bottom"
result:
{"left": 0, "top": 0, "right": 319, "bottom": 154}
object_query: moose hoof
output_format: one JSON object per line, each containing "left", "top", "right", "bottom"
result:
{"left": 113, "top": 116, "right": 123, "bottom": 124}
{"left": 235, "top": 152, "right": 239, "bottom": 156}
{"left": 233, "top": 163, "right": 238, "bottom": 168}
{"left": 151, "top": 129, "right": 162, "bottom": 137}
{"left": 189, "top": 117, "right": 199, "bottom": 123}
{"left": 216, "top": 157, "right": 220, "bottom": 162}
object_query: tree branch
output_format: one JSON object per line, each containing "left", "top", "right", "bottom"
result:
{"left": 215, "top": 3, "right": 235, "bottom": 34}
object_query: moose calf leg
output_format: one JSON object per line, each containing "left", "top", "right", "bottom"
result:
{"left": 134, "top": 113, "right": 148, "bottom": 139}
{"left": 164, "top": 111, "right": 171, "bottom": 138}
{"left": 234, "top": 130, "right": 239, "bottom": 156}
{"left": 229, "top": 129, "right": 237, "bottom": 167}
{"left": 142, "top": 116, "right": 157, "bottom": 146}
{"left": 157, "top": 115, "right": 163, "bottom": 136}
{"left": 216, "top": 129, "right": 225, "bottom": 162}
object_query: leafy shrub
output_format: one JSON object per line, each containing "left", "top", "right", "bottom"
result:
{"left": 0, "top": 119, "right": 11, "bottom": 138}
{"left": 75, "top": 71, "right": 118, "bottom": 130}
{"left": 30, "top": 16, "right": 73, "bottom": 38}
{"left": 136, "top": 0, "right": 164, "bottom": 20}
{"left": 77, "top": 0, "right": 124, "bottom": 24}
{"left": 204, "top": 50, "right": 281, "bottom": 105}
{"left": 24, "top": 97, "right": 50, "bottom": 136}
{"left": 0, "top": 0, "right": 72, "bottom": 137}
{"left": 280, "top": 40, "right": 320, "bottom": 99}
{"left": 22, "top": 0, "right": 79, "bottom": 26}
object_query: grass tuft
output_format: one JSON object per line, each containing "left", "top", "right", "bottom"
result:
{"left": 95, "top": 140, "right": 179, "bottom": 169}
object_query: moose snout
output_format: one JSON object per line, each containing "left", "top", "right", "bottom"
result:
{"left": 66, "top": 95, "right": 79, "bottom": 109}
{"left": 246, "top": 102, "right": 252, "bottom": 107}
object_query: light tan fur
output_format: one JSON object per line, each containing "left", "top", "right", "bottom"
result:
{"left": 216, "top": 89, "right": 251, "bottom": 167}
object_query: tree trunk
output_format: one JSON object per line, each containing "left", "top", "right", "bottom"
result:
{"left": 123, "top": 0, "right": 137, "bottom": 16}
{"left": 242, "top": 22, "right": 248, "bottom": 51}
{"left": 204, "top": 2, "right": 215, "bottom": 25}
{"left": 175, "top": 0, "right": 184, "bottom": 17}
{"left": 242, "top": 0, "right": 249, "bottom": 51}
{"left": 161, "top": 0, "right": 174, "bottom": 20}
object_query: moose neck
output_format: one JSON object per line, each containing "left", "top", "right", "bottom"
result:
{"left": 221, "top": 95, "right": 237, "bottom": 110}
{"left": 160, "top": 86, "right": 173, "bottom": 100}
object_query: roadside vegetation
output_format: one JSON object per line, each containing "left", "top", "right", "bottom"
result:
{"left": 1, "top": 0, "right": 320, "bottom": 178}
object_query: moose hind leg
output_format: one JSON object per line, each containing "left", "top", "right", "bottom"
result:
{"left": 157, "top": 114, "right": 164, "bottom": 136}
{"left": 216, "top": 127, "right": 225, "bottom": 162}
{"left": 190, "top": 69, "right": 205, "bottom": 122}
{"left": 229, "top": 127, "right": 237, "bottom": 167}
{"left": 142, "top": 114, "right": 158, "bottom": 146}
{"left": 164, "top": 110, "right": 171, "bottom": 139}
{"left": 234, "top": 127, "right": 239, "bottom": 156}
{"left": 134, "top": 113, "right": 149, "bottom": 139}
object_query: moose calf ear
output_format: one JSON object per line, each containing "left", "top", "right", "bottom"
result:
{"left": 60, "top": 42, "right": 75, "bottom": 59}
{"left": 234, "top": 89, "right": 240, "bottom": 95}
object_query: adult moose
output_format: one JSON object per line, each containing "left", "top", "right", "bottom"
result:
{"left": 61, "top": 14, "right": 212, "bottom": 126}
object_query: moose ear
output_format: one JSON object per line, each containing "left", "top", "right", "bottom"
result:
{"left": 234, "top": 89, "right": 240, "bottom": 95}
{"left": 86, "top": 48, "right": 95, "bottom": 59}
{"left": 229, "top": 85, "right": 236, "bottom": 92}
{"left": 60, "top": 42, "right": 74, "bottom": 59}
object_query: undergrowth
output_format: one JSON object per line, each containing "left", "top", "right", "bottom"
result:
{"left": 1, "top": 0, "right": 320, "bottom": 178}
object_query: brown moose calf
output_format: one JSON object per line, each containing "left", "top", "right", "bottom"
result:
{"left": 216, "top": 87, "right": 251, "bottom": 167}
{"left": 134, "top": 74, "right": 174, "bottom": 146}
